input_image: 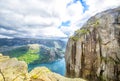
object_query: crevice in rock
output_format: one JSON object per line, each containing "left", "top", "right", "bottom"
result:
{"left": 0, "top": 69, "right": 6, "bottom": 81}
{"left": 80, "top": 42, "right": 85, "bottom": 77}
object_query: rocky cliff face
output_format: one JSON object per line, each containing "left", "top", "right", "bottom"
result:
{"left": 65, "top": 7, "right": 120, "bottom": 81}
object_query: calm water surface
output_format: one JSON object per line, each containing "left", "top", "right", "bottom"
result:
{"left": 28, "top": 58, "right": 66, "bottom": 76}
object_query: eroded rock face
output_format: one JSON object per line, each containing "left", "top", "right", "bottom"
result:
{"left": 65, "top": 7, "right": 120, "bottom": 81}
{"left": 0, "top": 54, "right": 29, "bottom": 81}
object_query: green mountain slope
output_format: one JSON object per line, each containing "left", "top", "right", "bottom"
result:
{"left": 1, "top": 44, "right": 64, "bottom": 64}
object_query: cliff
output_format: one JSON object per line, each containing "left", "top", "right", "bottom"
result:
{"left": 65, "top": 7, "right": 120, "bottom": 81}
{"left": 0, "top": 54, "right": 86, "bottom": 81}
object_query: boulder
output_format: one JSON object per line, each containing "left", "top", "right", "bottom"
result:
{"left": 0, "top": 54, "right": 29, "bottom": 81}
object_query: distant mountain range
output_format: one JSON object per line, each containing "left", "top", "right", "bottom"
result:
{"left": 0, "top": 38, "right": 67, "bottom": 48}
{"left": 0, "top": 38, "right": 67, "bottom": 64}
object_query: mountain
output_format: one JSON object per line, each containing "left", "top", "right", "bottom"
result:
{"left": 0, "top": 38, "right": 66, "bottom": 48}
{"left": 65, "top": 7, "right": 120, "bottom": 81}
{"left": 0, "top": 38, "right": 66, "bottom": 64}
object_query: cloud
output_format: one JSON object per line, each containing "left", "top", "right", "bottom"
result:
{"left": 85, "top": 0, "right": 120, "bottom": 15}
{"left": 60, "top": 26, "right": 79, "bottom": 36}
{"left": 0, "top": 0, "right": 120, "bottom": 38}
{"left": 0, "top": 0, "right": 71, "bottom": 38}
{"left": 73, "top": 0, "right": 120, "bottom": 33}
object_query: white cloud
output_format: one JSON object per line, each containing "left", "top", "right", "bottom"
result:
{"left": 60, "top": 26, "right": 79, "bottom": 36}
{"left": 85, "top": 0, "right": 120, "bottom": 15}
{"left": 0, "top": 35, "right": 13, "bottom": 38}
{"left": 0, "top": 0, "right": 120, "bottom": 38}
{"left": 22, "top": 27, "right": 67, "bottom": 38}
{"left": 74, "top": 0, "right": 120, "bottom": 32}
{"left": 24, "top": 15, "right": 53, "bottom": 26}
{"left": 63, "top": 0, "right": 120, "bottom": 37}
{"left": 0, "top": 0, "right": 71, "bottom": 38}
{"left": 67, "top": 1, "right": 83, "bottom": 22}
{"left": 37, "top": 27, "right": 67, "bottom": 37}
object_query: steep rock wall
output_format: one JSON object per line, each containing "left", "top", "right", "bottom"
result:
{"left": 65, "top": 7, "right": 120, "bottom": 81}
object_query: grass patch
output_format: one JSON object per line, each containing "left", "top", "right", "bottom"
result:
{"left": 18, "top": 47, "right": 39, "bottom": 64}
{"left": 4, "top": 44, "right": 40, "bottom": 64}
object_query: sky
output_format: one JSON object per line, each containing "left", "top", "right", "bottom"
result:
{"left": 0, "top": 0, "right": 120, "bottom": 38}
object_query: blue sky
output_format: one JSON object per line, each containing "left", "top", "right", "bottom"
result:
{"left": 60, "top": 0, "right": 88, "bottom": 27}
{"left": 79, "top": 0, "right": 89, "bottom": 12}
{"left": 61, "top": 21, "right": 71, "bottom": 27}
{"left": 67, "top": 0, "right": 89, "bottom": 12}
{"left": 0, "top": 0, "right": 120, "bottom": 38}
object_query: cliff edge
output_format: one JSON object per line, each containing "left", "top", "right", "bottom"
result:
{"left": 65, "top": 7, "right": 120, "bottom": 81}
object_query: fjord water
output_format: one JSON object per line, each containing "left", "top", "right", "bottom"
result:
{"left": 28, "top": 58, "right": 66, "bottom": 76}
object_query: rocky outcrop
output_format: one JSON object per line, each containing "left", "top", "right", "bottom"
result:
{"left": 29, "top": 67, "right": 86, "bottom": 81}
{"left": 0, "top": 53, "right": 29, "bottom": 81}
{"left": 0, "top": 54, "right": 86, "bottom": 81}
{"left": 65, "top": 7, "right": 120, "bottom": 81}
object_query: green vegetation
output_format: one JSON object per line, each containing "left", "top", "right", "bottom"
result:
{"left": 75, "top": 29, "right": 89, "bottom": 35}
{"left": 91, "top": 19, "right": 100, "bottom": 27}
{"left": 70, "top": 29, "right": 89, "bottom": 41}
{"left": 70, "top": 36, "right": 79, "bottom": 41}
{"left": 70, "top": 19, "right": 100, "bottom": 41}
{"left": 94, "top": 20, "right": 99, "bottom": 27}
{"left": 5, "top": 44, "right": 40, "bottom": 64}
{"left": 18, "top": 47, "right": 39, "bottom": 64}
